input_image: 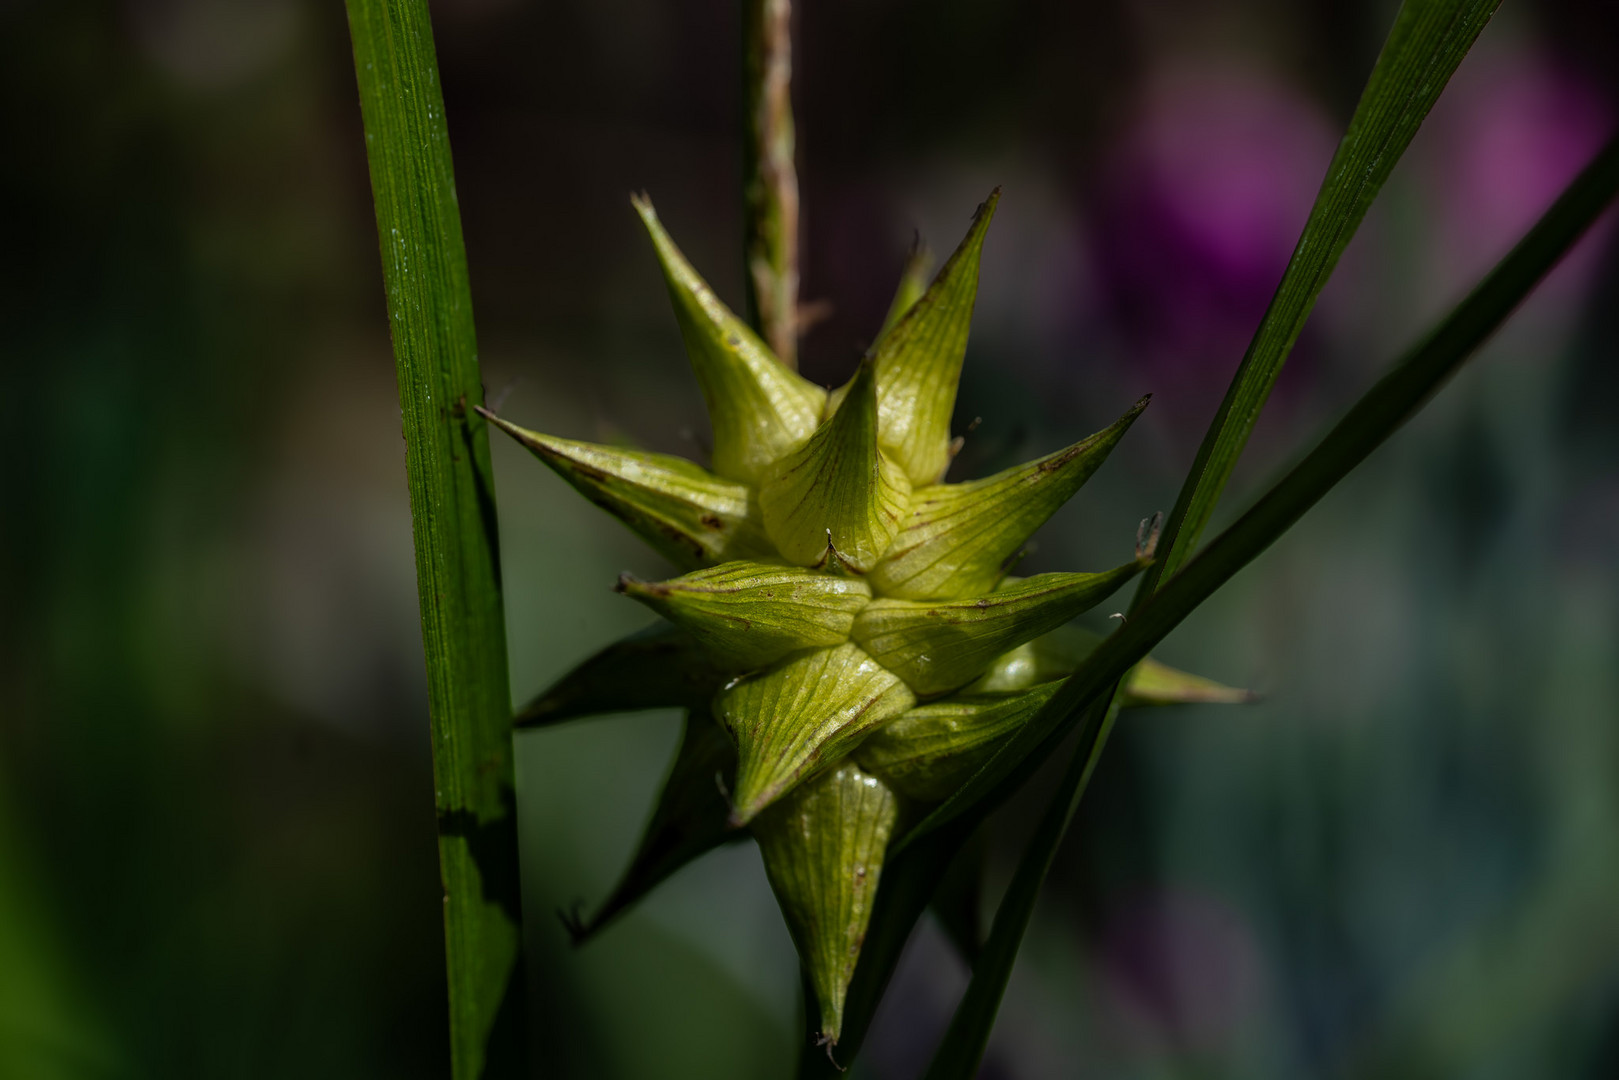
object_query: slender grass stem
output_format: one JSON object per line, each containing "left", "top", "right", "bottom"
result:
{"left": 743, "top": 0, "right": 800, "bottom": 368}
{"left": 344, "top": 2, "right": 524, "bottom": 1074}
{"left": 1140, "top": 0, "right": 1502, "bottom": 591}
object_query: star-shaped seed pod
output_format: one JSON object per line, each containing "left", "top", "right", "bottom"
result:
{"left": 488, "top": 192, "right": 1253, "bottom": 1046}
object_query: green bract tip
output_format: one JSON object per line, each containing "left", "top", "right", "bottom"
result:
{"left": 753, "top": 762, "right": 898, "bottom": 1047}
{"left": 632, "top": 195, "right": 827, "bottom": 483}
{"left": 617, "top": 560, "right": 871, "bottom": 671}
{"left": 870, "top": 395, "right": 1150, "bottom": 600}
{"left": 868, "top": 188, "right": 998, "bottom": 484}
{"left": 479, "top": 409, "right": 771, "bottom": 570}
{"left": 759, "top": 360, "right": 912, "bottom": 572}
{"left": 718, "top": 642, "right": 914, "bottom": 824}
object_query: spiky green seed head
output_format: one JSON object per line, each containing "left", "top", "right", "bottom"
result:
{"left": 753, "top": 761, "right": 897, "bottom": 1045}
{"left": 489, "top": 192, "right": 1208, "bottom": 1046}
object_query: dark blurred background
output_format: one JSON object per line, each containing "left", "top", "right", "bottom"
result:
{"left": 2, "top": 0, "right": 1617, "bottom": 1076}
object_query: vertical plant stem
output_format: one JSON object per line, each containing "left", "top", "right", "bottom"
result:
{"left": 345, "top": 1, "right": 524, "bottom": 1076}
{"left": 742, "top": 0, "right": 800, "bottom": 368}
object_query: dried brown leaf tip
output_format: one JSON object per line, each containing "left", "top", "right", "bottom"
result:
{"left": 485, "top": 192, "right": 1251, "bottom": 995}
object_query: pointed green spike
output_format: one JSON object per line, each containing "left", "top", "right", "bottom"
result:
{"left": 513, "top": 623, "right": 726, "bottom": 728}
{"left": 480, "top": 409, "right": 771, "bottom": 570}
{"left": 631, "top": 195, "right": 827, "bottom": 482}
{"left": 571, "top": 710, "right": 741, "bottom": 943}
{"left": 758, "top": 361, "right": 913, "bottom": 572}
{"left": 855, "top": 684, "right": 1059, "bottom": 802}
{"left": 965, "top": 623, "right": 1256, "bottom": 706}
{"left": 877, "top": 237, "right": 935, "bottom": 340}
{"left": 616, "top": 560, "right": 872, "bottom": 671}
{"left": 1123, "top": 659, "right": 1258, "bottom": 707}
{"left": 752, "top": 761, "right": 899, "bottom": 1047}
{"left": 851, "top": 564, "right": 1145, "bottom": 696}
{"left": 868, "top": 189, "right": 1000, "bottom": 484}
{"left": 869, "top": 396, "right": 1151, "bottom": 599}
{"left": 717, "top": 642, "right": 915, "bottom": 824}
{"left": 962, "top": 624, "right": 1099, "bottom": 695}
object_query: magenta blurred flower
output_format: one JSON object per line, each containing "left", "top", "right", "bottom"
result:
{"left": 1421, "top": 44, "right": 1613, "bottom": 297}
{"left": 1093, "top": 66, "right": 1338, "bottom": 380}
{"left": 1098, "top": 888, "right": 1266, "bottom": 1056}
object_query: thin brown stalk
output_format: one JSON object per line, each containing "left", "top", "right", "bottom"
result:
{"left": 742, "top": 0, "right": 800, "bottom": 368}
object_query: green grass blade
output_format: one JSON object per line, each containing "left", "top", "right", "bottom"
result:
{"left": 911, "top": 129, "right": 1619, "bottom": 1080}
{"left": 344, "top": 2, "right": 524, "bottom": 1075}
{"left": 1140, "top": 0, "right": 1501, "bottom": 593}
{"left": 920, "top": 688, "right": 1122, "bottom": 1080}
{"left": 902, "top": 132, "right": 1619, "bottom": 855}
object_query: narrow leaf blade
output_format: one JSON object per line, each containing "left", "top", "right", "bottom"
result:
{"left": 919, "top": 691, "right": 1123, "bottom": 1080}
{"left": 1141, "top": 0, "right": 1504, "bottom": 592}
{"left": 868, "top": 190, "right": 1000, "bottom": 484}
{"left": 928, "top": 830, "right": 986, "bottom": 967}
{"left": 344, "top": 0, "right": 522, "bottom": 1072}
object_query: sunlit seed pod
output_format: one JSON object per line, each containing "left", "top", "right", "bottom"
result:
{"left": 851, "top": 564, "right": 1146, "bottom": 696}
{"left": 478, "top": 411, "right": 771, "bottom": 570}
{"left": 716, "top": 642, "right": 915, "bottom": 824}
{"left": 758, "top": 360, "right": 912, "bottom": 572}
{"left": 856, "top": 683, "right": 1060, "bottom": 803}
{"left": 616, "top": 560, "right": 871, "bottom": 671}
{"left": 868, "top": 396, "right": 1151, "bottom": 600}
{"left": 752, "top": 762, "right": 898, "bottom": 1047}
{"left": 514, "top": 622, "right": 727, "bottom": 728}
{"left": 632, "top": 195, "right": 827, "bottom": 483}
{"left": 484, "top": 191, "right": 1253, "bottom": 996}
{"left": 865, "top": 188, "right": 998, "bottom": 485}
{"left": 966, "top": 623, "right": 1254, "bottom": 706}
